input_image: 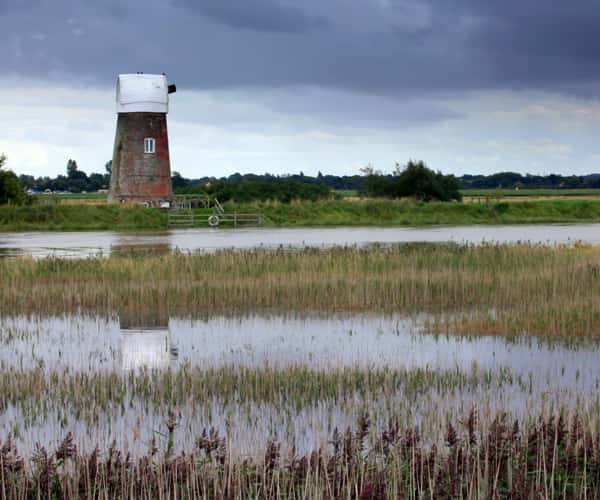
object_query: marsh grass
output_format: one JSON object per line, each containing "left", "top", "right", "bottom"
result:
{"left": 2, "top": 244, "right": 600, "bottom": 338}
{"left": 0, "top": 364, "right": 514, "bottom": 423}
{"left": 3, "top": 411, "right": 600, "bottom": 498}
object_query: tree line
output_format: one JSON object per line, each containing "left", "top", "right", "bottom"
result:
{"left": 176, "top": 169, "right": 600, "bottom": 193}
{"left": 18, "top": 160, "right": 111, "bottom": 193}
{"left": 4, "top": 152, "right": 600, "bottom": 207}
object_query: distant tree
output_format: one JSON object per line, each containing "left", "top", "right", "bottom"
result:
{"left": 393, "top": 160, "right": 461, "bottom": 201}
{"left": 63, "top": 159, "right": 90, "bottom": 192}
{"left": 359, "top": 163, "right": 388, "bottom": 197}
{"left": 0, "top": 154, "right": 28, "bottom": 205}
{"left": 359, "top": 163, "right": 382, "bottom": 177}
{"left": 171, "top": 171, "right": 188, "bottom": 190}
{"left": 105, "top": 160, "right": 112, "bottom": 175}
{"left": 67, "top": 159, "right": 78, "bottom": 178}
{"left": 360, "top": 160, "right": 461, "bottom": 202}
{"left": 88, "top": 173, "right": 107, "bottom": 191}
{"left": 179, "top": 178, "right": 330, "bottom": 203}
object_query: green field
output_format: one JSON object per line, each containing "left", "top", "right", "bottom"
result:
{"left": 462, "top": 188, "right": 600, "bottom": 198}
{"left": 4, "top": 198, "right": 600, "bottom": 230}
{"left": 337, "top": 188, "right": 600, "bottom": 199}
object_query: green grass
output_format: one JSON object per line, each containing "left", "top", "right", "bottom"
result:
{"left": 332, "top": 189, "right": 359, "bottom": 197}
{"left": 3, "top": 198, "right": 600, "bottom": 230}
{"left": 462, "top": 188, "right": 600, "bottom": 197}
{"left": 229, "top": 198, "right": 600, "bottom": 227}
{"left": 0, "top": 204, "right": 166, "bottom": 231}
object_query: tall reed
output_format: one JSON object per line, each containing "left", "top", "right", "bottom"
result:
{"left": 2, "top": 244, "right": 600, "bottom": 337}
{"left": 2, "top": 411, "right": 600, "bottom": 498}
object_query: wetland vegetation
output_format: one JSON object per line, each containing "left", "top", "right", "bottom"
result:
{"left": 2, "top": 243, "right": 600, "bottom": 497}
{"left": 2, "top": 243, "right": 600, "bottom": 338}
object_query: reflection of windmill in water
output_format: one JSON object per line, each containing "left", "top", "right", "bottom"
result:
{"left": 119, "top": 310, "right": 178, "bottom": 370}
{"left": 111, "top": 239, "right": 171, "bottom": 258}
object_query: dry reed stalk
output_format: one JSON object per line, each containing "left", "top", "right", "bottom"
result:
{"left": 1, "top": 244, "right": 600, "bottom": 338}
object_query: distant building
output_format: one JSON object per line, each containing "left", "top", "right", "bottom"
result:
{"left": 108, "top": 73, "right": 176, "bottom": 203}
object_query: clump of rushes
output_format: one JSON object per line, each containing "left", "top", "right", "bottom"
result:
{"left": 2, "top": 243, "right": 600, "bottom": 338}
{"left": 0, "top": 364, "right": 551, "bottom": 429}
{"left": 2, "top": 412, "right": 600, "bottom": 498}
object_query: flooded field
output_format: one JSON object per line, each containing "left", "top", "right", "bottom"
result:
{"left": 2, "top": 223, "right": 600, "bottom": 257}
{"left": 2, "top": 243, "right": 600, "bottom": 496}
{"left": 2, "top": 313, "right": 600, "bottom": 461}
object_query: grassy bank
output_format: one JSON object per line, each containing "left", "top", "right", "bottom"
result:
{"left": 3, "top": 198, "right": 600, "bottom": 230}
{"left": 2, "top": 244, "right": 600, "bottom": 338}
{"left": 0, "top": 204, "right": 165, "bottom": 231}
{"left": 245, "top": 198, "right": 600, "bottom": 226}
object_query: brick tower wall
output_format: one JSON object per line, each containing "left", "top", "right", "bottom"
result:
{"left": 108, "top": 112, "right": 173, "bottom": 202}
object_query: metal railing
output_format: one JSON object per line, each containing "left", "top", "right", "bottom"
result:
{"left": 213, "top": 198, "right": 225, "bottom": 214}
{"left": 168, "top": 211, "right": 261, "bottom": 228}
{"left": 171, "top": 195, "right": 211, "bottom": 210}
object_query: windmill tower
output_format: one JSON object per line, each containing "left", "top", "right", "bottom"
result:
{"left": 108, "top": 73, "right": 176, "bottom": 203}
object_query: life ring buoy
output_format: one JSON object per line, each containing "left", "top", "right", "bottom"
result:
{"left": 208, "top": 215, "right": 220, "bottom": 227}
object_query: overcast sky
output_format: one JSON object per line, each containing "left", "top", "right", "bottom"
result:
{"left": 3, "top": 0, "right": 600, "bottom": 178}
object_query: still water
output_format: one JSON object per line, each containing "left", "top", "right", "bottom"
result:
{"left": 2, "top": 313, "right": 600, "bottom": 457}
{"left": 1, "top": 224, "right": 600, "bottom": 257}
{"left": 1, "top": 314, "right": 597, "bottom": 380}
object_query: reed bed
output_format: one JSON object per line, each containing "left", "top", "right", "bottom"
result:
{"left": 2, "top": 361, "right": 600, "bottom": 462}
{"left": 2, "top": 244, "right": 600, "bottom": 496}
{"left": 2, "top": 243, "right": 600, "bottom": 338}
{"left": 3, "top": 411, "right": 600, "bottom": 498}
{"left": 0, "top": 364, "right": 529, "bottom": 423}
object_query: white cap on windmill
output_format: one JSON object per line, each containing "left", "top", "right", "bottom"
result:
{"left": 116, "top": 73, "right": 170, "bottom": 114}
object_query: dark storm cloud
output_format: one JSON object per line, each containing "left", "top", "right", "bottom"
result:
{"left": 3, "top": 0, "right": 600, "bottom": 96}
{"left": 0, "top": 0, "right": 36, "bottom": 11}
{"left": 175, "top": 0, "right": 327, "bottom": 33}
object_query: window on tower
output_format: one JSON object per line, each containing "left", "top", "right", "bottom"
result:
{"left": 144, "top": 138, "right": 156, "bottom": 154}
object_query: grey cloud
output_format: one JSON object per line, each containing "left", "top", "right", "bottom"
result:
{"left": 0, "top": 0, "right": 39, "bottom": 13}
{"left": 174, "top": 0, "right": 328, "bottom": 33}
{"left": 2, "top": 0, "right": 600, "bottom": 99}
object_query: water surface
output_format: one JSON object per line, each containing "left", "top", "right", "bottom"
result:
{"left": 2, "top": 313, "right": 600, "bottom": 457}
{"left": 1, "top": 224, "right": 600, "bottom": 257}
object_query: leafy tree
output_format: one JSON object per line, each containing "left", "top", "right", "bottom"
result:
{"left": 179, "top": 178, "right": 330, "bottom": 203}
{"left": 171, "top": 171, "right": 188, "bottom": 190}
{"left": 394, "top": 160, "right": 461, "bottom": 201}
{"left": 105, "top": 160, "right": 112, "bottom": 175}
{"left": 0, "top": 154, "right": 28, "bottom": 205}
{"left": 88, "top": 173, "right": 107, "bottom": 191}
{"left": 67, "top": 159, "right": 78, "bottom": 178}
{"left": 360, "top": 160, "right": 461, "bottom": 202}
